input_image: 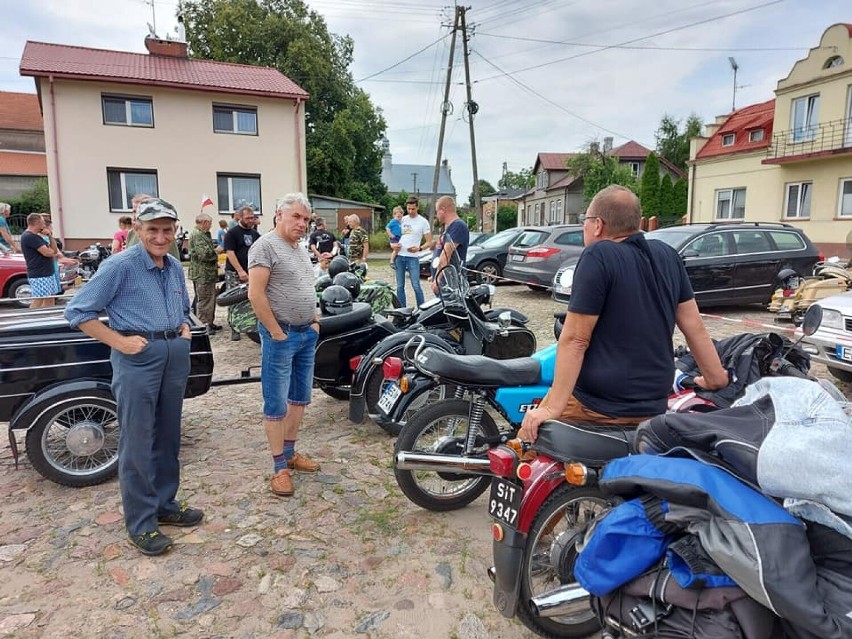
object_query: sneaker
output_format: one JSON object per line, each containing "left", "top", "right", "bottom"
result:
{"left": 128, "top": 530, "right": 173, "bottom": 556}
{"left": 230, "top": 330, "right": 241, "bottom": 341}
{"left": 287, "top": 452, "right": 320, "bottom": 473}
{"left": 207, "top": 323, "right": 223, "bottom": 333}
{"left": 158, "top": 505, "right": 204, "bottom": 527}
{"left": 271, "top": 469, "right": 294, "bottom": 496}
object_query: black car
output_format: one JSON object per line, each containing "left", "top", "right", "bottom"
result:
{"left": 552, "top": 222, "right": 822, "bottom": 307}
{"left": 418, "top": 231, "right": 492, "bottom": 277}
{"left": 462, "top": 227, "right": 524, "bottom": 283}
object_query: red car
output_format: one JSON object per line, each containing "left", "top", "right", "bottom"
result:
{"left": 0, "top": 251, "right": 78, "bottom": 307}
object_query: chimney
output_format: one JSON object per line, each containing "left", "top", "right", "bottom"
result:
{"left": 603, "top": 136, "right": 613, "bottom": 153}
{"left": 144, "top": 36, "right": 188, "bottom": 58}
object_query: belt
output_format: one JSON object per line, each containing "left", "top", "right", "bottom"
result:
{"left": 118, "top": 328, "right": 183, "bottom": 340}
{"left": 277, "top": 321, "right": 313, "bottom": 332}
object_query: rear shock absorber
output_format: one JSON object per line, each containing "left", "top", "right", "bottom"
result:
{"left": 465, "top": 391, "right": 486, "bottom": 451}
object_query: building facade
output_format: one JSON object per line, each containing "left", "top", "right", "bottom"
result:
{"left": 0, "top": 91, "right": 47, "bottom": 201}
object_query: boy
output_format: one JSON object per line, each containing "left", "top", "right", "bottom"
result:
{"left": 386, "top": 206, "right": 403, "bottom": 266}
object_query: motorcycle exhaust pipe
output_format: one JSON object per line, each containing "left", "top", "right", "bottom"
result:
{"left": 529, "top": 584, "right": 591, "bottom": 618}
{"left": 394, "top": 451, "right": 492, "bottom": 473}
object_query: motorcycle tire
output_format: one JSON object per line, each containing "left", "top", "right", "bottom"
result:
{"left": 517, "top": 484, "right": 612, "bottom": 639}
{"left": 25, "top": 391, "right": 120, "bottom": 487}
{"left": 320, "top": 385, "right": 350, "bottom": 401}
{"left": 217, "top": 284, "right": 249, "bottom": 307}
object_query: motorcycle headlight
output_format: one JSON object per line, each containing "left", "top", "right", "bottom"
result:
{"left": 554, "top": 267, "right": 574, "bottom": 294}
{"left": 820, "top": 308, "right": 844, "bottom": 330}
{"left": 486, "top": 284, "right": 496, "bottom": 298}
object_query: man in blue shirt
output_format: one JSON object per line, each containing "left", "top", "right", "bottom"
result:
{"left": 430, "top": 196, "right": 469, "bottom": 294}
{"left": 65, "top": 198, "right": 203, "bottom": 556}
{"left": 0, "top": 202, "right": 18, "bottom": 253}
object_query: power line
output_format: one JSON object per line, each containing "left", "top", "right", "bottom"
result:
{"left": 355, "top": 33, "right": 449, "bottom": 83}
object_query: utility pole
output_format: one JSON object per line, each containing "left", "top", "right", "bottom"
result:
{"left": 429, "top": 7, "right": 460, "bottom": 227}
{"left": 411, "top": 172, "right": 419, "bottom": 195}
{"left": 459, "top": 6, "right": 482, "bottom": 231}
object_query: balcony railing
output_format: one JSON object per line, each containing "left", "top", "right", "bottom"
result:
{"left": 765, "top": 118, "right": 852, "bottom": 163}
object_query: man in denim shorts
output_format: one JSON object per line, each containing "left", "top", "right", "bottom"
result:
{"left": 248, "top": 193, "right": 321, "bottom": 496}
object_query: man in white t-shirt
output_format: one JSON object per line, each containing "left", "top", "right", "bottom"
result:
{"left": 395, "top": 195, "right": 432, "bottom": 307}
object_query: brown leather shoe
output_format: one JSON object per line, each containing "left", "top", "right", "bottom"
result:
{"left": 271, "top": 469, "right": 294, "bottom": 496}
{"left": 287, "top": 452, "right": 320, "bottom": 473}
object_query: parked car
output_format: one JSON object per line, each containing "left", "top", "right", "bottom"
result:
{"left": 800, "top": 290, "right": 852, "bottom": 382}
{"left": 0, "top": 252, "right": 78, "bottom": 307}
{"left": 503, "top": 224, "right": 585, "bottom": 290}
{"left": 417, "top": 231, "right": 492, "bottom": 277}
{"left": 552, "top": 222, "right": 821, "bottom": 306}
{"left": 462, "top": 227, "right": 524, "bottom": 283}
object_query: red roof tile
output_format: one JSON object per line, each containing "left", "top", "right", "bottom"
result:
{"left": 0, "top": 91, "right": 43, "bottom": 131}
{"left": 695, "top": 99, "right": 774, "bottom": 160}
{"left": 0, "top": 151, "right": 47, "bottom": 176}
{"left": 536, "top": 153, "right": 574, "bottom": 171}
{"left": 19, "top": 41, "right": 309, "bottom": 101}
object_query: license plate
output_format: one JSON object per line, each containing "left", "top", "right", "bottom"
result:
{"left": 377, "top": 382, "right": 402, "bottom": 414}
{"left": 489, "top": 478, "right": 522, "bottom": 529}
{"left": 511, "top": 254, "right": 524, "bottom": 262}
{"left": 836, "top": 345, "right": 852, "bottom": 362}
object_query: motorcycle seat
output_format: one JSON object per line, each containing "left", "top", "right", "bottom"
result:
{"left": 318, "top": 302, "right": 373, "bottom": 336}
{"left": 416, "top": 347, "right": 540, "bottom": 386}
{"left": 385, "top": 307, "right": 415, "bottom": 320}
{"left": 534, "top": 420, "right": 634, "bottom": 465}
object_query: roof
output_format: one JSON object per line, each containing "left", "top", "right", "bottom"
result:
{"left": 535, "top": 153, "right": 574, "bottom": 172}
{"left": 695, "top": 99, "right": 775, "bottom": 160}
{"left": 381, "top": 162, "right": 455, "bottom": 196}
{"left": 19, "top": 41, "right": 309, "bottom": 101}
{"left": 309, "top": 194, "right": 384, "bottom": 210}
{"left": 610, "top": 140, "right": 685, "bottom": 178}
{"left": 548, "top": 174, "right": 581, "bottom": 191}
{"left": 0, "top": 151, "right": 47, "bottom": 176}
{"left": 0, "top": 91, "right": 43, "bottom": 131}
{"left": 483, "top": 187, "right": 527, "bottom": 200}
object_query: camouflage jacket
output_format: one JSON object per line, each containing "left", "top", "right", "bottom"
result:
{"left": 188, "top": 227, "right": 219, "bottom": 282}
{"left": 348, "top": 227, "right": 370, "bottom": 261}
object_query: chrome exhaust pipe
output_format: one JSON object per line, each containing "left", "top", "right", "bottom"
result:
{"left": 529, "top": 584, "right": 591, "bottom": 618}
{"left": 394, "top": 451, "right": 492, "bottom": 473}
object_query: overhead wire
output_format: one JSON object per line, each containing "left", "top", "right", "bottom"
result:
{"left": 356, "top": 32, "right": 450, "bottom": 83}
{"left": 475, "top": 32, "right": 809, "bottom": 52}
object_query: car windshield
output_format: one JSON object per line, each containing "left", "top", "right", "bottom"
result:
{"left": 470, "top": 232, "right": 492, "bottom": 247}
{"left": 645, "top": 227, "right": 698, "bottom": 250}
{"left": 480, "top": 229, "right": 520, "bottom": 248}
{"left": 515, "top": 230, "right": 550, "bottom": 248}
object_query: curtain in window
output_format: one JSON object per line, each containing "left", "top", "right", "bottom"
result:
{"left": 717, "top": 191, "right": 732, "bottom": 219}
{"left": 125, "top": 173, "right": 158, "bottom": 205}
{"left": 231, "top": 177, "right": 260, "bottom": 211}
{"left": 213, "top": 109, "right": 233, "bottom": 132}
{"left": 236, "top": 110, "right": 257, "bottom": 134}
{"left": 731, "top": 189, "right": 745, "bottom": 218}
{"left": 103, "top": 99, "right": 126, "bottom": 124}
{"left": 129, "top": 101, "right": 152, "bottom": 126}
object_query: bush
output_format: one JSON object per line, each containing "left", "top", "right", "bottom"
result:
{"left": 369, "top": 230, "right": 390, "bottom": 251}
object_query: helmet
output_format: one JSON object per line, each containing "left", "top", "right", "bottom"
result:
{"left": 333, "top": 271, "right": 361, "bottom": 300}
{"left": 777, "top": 268, "right": 800, "bottom": 290}
{"left": 321, "top": 285, "right": 352, "bottom": 316}
{"left": 314, "top": 275, "right": 333, "bottom": 292}
{"left": 328, "top": 255, "right": 350, "bottom": 279}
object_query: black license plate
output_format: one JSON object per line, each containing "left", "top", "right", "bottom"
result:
{"left": 489, "top": 477, "right": 522, "bottom": 529}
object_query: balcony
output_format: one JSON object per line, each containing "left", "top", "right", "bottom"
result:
{"left": 764, "top": 118, "right": 852, "bottom": 164}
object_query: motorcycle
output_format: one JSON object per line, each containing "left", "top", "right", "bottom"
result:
{"left": 486, "top": 305, "right": 825, "bottom": 639}
{"left": 75, "top": 242, "right": 111, "bottom": 281}
{"left": 348, "top": 266, "right": 537, "bottom": 435}
{"left": 768, "top": 258, "right": 852, "bottom": 325}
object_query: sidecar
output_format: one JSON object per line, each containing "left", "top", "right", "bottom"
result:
{"left": 0, "top": 308, "right": 215, "bottom": 487}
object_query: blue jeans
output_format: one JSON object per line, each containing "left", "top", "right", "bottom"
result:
{"left": 395, "top": 255, "right": 424, "bottom": 307}
{"left": 111, "top": 336, "right": 191, "bottom": 536}
{"left": 259, "top": 321, "right": 318, "bottom": 420}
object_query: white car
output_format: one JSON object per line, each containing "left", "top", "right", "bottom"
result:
{"left": 800, "top": 290, "right": 852, "bottom": 382}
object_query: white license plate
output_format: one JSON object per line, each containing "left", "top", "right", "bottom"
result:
{"left": 489, "top": 478, "right": 522, "bottom": 529}
{"left": 836, "top": 345, "right": 852, "bottom": 362}
{"left": 377, "top": 383, "right": 402, "bottom": 414}
{"left": 511, "top": 254, "right": 524, "bottom": 262}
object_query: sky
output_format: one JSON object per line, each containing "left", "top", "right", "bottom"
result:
{"left": 1, "top": 0, "right": 850, "bottom": 201}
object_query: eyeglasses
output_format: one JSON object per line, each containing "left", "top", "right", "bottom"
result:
{"left": 578, "top": 214, "right": 603, "bottom": 224}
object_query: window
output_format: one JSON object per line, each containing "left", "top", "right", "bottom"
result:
{"left": 102, "top": 95, "right": 153, "bottom": 127}
{"left": 107, "top": 169, "right": 158, "bottom": 211}
{"left": 715, "top": 188, "right": 745, "bottom": 220}
{"left": 515, "top": 230, "right": 549, "bottom": 248}
{"left": 629, "top": 162, "right": 640, "bottom": 177}
{"left": 554, "top": 231, "right": 584, "bottom": 247}
{"left": 556, "top": 200, "right": 563, "bottom": 223}
{"left": 549, "top": 201, "right": 558, "bottom": 224}
{"left": 824, "top": 55, "right": 845, "bottom": 69}
{"left": 526, "top": 205, "right": 532, "bottom": 224}
{"left": 768, "top": 231, "right": 805, "bottom": 250}
{"left": 838, "top": 178, "right": 852, "bottom": 217}
{"left": 684, "top": 233, "right": 729, "bottom": 258}
{"left": 784, "top": 181, "right": 812, "bottom": 218}
{"left": 732, "top": 231, "right": 772, "bottom": 254}
{"left": 749, "top": 129, "right": 764, "bottom": 143}
{"left": 722, "top": 133, "right": 735, "bottom": 146}
{"left": 217, "top": 174, "right": 261, "bottom": 213}
{"left": 791, "top": 95, "right": 819, "bottom": 142}
{"left": 213, "top": 105, "right": 258, "bottom": 135}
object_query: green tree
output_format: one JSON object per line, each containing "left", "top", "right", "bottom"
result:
{"left": 9, "top": 177, "right": 50, "bottom": 219}
{"left": 566, "top": 148, "right": 637, "bottom": 206}
{"left": 468, "top": 179, "right": 496, "bottom": 208}
{"left": 498, "top": 167, "right": 534, "bottom": 190}
{"left": 496, "top": 204, "right": 517, "bottom": 231}
{"left": 655, "top": 113, "right": 702, "bottom": 172}
{"left": 639, "top": 152, "right": 661, "bottom": 217}
{"left": 658, "top": 173, "right": 675, "bottom": 216}
{"left": 673, "top": 178, "right": 689, "bottom": 217}
{"left": 180, "top": 0, "right": 387, "bottom": 202}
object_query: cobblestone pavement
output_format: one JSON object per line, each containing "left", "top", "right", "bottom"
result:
{"left": 1, "top": 261, "right": 847, "bottom": 638}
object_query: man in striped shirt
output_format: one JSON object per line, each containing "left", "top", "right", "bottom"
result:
{"left": 65, "top": 198, "right": 203, "bottom": 556}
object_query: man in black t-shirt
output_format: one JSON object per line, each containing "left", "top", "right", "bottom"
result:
{"left": 308, "top": 218, "right": 338, "bottom": 259}
{"left": 20, "top": 213, "right": 60, "bottom": 309}
{"left": 518, "top": 185, "right": 729, "bottom": 441}
{"left": 223, "top": 206, "right": 261, "bottom": 340}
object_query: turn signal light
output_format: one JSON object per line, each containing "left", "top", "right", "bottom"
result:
{"left": 516, "top": 462, "right": 532, "bottom": 481}
{"left": 565, "top": 463, "right": 588, "bottom": 486}
{"left": 399, "top": 375, "right": 410, "bottom": 393}
{"left": 382, "top": 357, "right": 403, "bottom": 380}
{"left": 492, "top": 523, "right": 504, "bottom": 542}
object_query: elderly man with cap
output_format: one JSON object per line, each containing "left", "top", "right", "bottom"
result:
{"left": 65, "top": 198, "right": 203, "bottom": 556}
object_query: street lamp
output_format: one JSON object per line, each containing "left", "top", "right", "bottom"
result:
{"left": 728, "top": 57, "right": 739, "bottom": 112}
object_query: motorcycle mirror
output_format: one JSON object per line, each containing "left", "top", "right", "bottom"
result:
{"left": 800, "top": 304, "right": 822, "bottom": 337}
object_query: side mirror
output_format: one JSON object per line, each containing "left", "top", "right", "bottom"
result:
{"left": 681, "top": 249, "right": 699, "bottom": 259}
{"left": 497, "top": 311, "right": 512, "bottom": 329}
{"left": 801, "top": 304, "right": 822, "bottom": 336}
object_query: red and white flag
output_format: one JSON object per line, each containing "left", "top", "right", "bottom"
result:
{"left": 201, "top": 194, "right": 214, "bottom": 210}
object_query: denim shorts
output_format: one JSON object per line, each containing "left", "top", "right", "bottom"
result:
{"left": 258, "top": 321, "right": 318, "bottom": 420}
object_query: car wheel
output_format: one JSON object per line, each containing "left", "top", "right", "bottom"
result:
{"left": 828, "top": 366, "right": 852, "bottom": 383}
{"left": 477, "top": 260, "right": 500, "bottom": 284}
{"left": 7, "top": 277, "right": 33, "bottom": 308}
{"left": 527, "top": 284, "right": 547, "bottom": 292}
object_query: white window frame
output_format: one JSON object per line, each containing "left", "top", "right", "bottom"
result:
{"left": 791, "top": 94, "right": 820, "bottom": 143}
{"left": 784, "top": 181, "right": 812, "bottom": 219}
{"left": 102, "top": 95, "right": 153, "bottom": 127}
{"left": 838, "top": 178, "right": 852, "bottom": 218}
{"left": 715, "top": 188, "right": 745, "bottom": 220}
{"left": 218, "top": 174, "right": 261, "bottom": 214}
{"left": 107, "top": 169, "right": 158, "bottom": 212}
{"left": 749, "top": 129, "right": 764, "bottom": 142}
{"left": 213, "top": 105, "right": 258, "bottom": 135}
{"left": 629, "top": 162, "right": 640, "bottom": 177}
{"left": 549, "top": 201, "right": 557, "bottom": 224}
{"left": 722, "top": 133, "right": 735, "bottom": 146}
{"left": 556, "top": 199, "right": 563, "bottom": 223}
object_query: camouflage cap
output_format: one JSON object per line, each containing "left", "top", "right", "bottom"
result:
{"left": 137, "top": 198, "right": 179, "bottom": 222}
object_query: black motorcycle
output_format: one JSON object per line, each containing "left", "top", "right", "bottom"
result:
{"left": 75, "top": 243, "right": 111, "bottom": 281}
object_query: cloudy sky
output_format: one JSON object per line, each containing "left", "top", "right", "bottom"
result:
{"left": 1, "top": 0, "right": 849, "bottom": 200}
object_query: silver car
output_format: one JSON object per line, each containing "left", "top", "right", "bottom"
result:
{"left": 800, "top": 291, "right": 852, "bottom": 382}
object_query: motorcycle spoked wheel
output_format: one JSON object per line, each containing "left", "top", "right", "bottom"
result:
{"left": 517, "top": 484, "right": 612, "bottom": 639}
{"left": 393, "top": 398, "right": 499, "bottom": 511}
